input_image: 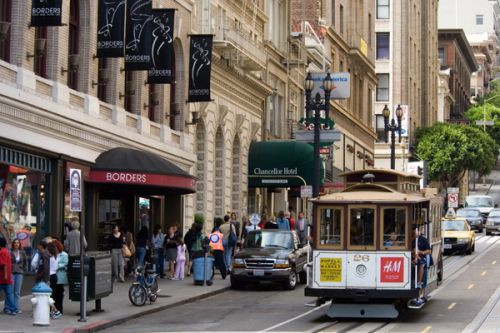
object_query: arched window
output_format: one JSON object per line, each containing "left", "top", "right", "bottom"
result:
{"left": 97, "top": 57, "right": 108, "bottom": 102}
{"left": 231, "top": 136, "right": 241, "bottom": 213}
{"left": 33, "top": 27, "right": 47, "bottom": 78}
{"left": 170, "top": 39, "right": 185, "bottom": 131}
{"left": 0, "top": 0, "right": 11, "bottom": 62}
{"left": 148, "top": 84, "right": 159, "bottom": 122}
{"left": 195, "top": 122, "right": 206, "bottom": 214}
{"left": 67, "top": 0, "right": 79, "bottom": 89}
{"left": 214, "top": 128, "right": 225, "bottom": 217}
{"left": 124, "top": 70, "right": 133, "bottom": 112}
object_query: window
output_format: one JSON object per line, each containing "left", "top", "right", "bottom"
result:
{"left": 33, "top": 27, "right": 47, "bottom": 78}
{"left": 368, "top": 14, "right": 372, "bottom": 47}
{"left": 476, "top": 14, "right": 484, "bottom": 25}
{"left": 376, "top": 32, "right": 390, "bottom": 59}
{"left": 376, "top": 115, "right": 386, "bottom": 141}
{"left": 318, "top": 207, "right": 343, "bottom": 248}
{"left": 382, "top": 208, "right": 406, "bottom": 249}
{"left": 67, "top": 0, "right": 79, "bottom": 90}
{"left": 148, "top": 84, "right": 158, "bottom": 122}
{"left": 0, "top": 0, "right": 11, "bottom": 62}
{"left": 349, "top": 207, "right": 376, "bottom": 249}
{"left": 340, "top": 5, "right": 344, "bottom": 35}
{"left": 377, "top": 0, "right": 389, "bottom": 19}
{"left": 124, "top": 71, "right": 133, "bottom": 112}
{"left": 376, "top": 74, "right": 389, "bottom": 101}
{"left": 331, "top": 0, "right": 335, "bottom": 26}
{"left": 97, "top": 58, "right": 107, "bottom": 102}
{"left": 438, "top": 47, "right": 445, "bottom": 63}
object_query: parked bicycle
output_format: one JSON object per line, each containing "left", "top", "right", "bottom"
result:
{"left": 128, "top": 263, "right": 160, "bottom": 306}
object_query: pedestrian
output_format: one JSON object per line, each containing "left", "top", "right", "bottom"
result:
{"left": 164, "top": 226, "right": 179, "bottom": 279}
{"left": 0, "top": 237, "right": 16, "bottom": 315}
{"left": 34, "top": 238, "right": 51, "bottom": 283}
{"left": 64, "top": 219, "right": 87, "bottom": 257}
{"left": 135, "top": 226, "right": 149, "bottom": 268}
{"left": 47, "top": 242, "right": 63, "bottom": 319}
{"left": 258, "top": 214, "right": 267, "bottom": 230}
{"left": 10, "top": 238, "right": 26, "bottom": 314}
{"left": 219, "top": 215, "right": 237, "bottom": 273}
{"left": 208, "top": 226, "right": 226, "bottom": 279}
{"left": 109, "top": 224, "right": 125, "bottom": 282}
{"left": 121, "top": 226, "right": 135, "bottom": 277}
{"left": 265, "top": 215, "right": 278, "bottom": 229}
{"left": 409, "top": 229, "right": 432, "bottom": 307}
{"left": 230, "top": 212, "right": 242, "bottom": 244}
{"left": 183, "top": 223, "right": 197, "bottom": 277}
{"left": 52, "top": 240, "right": 68, "bottom": 315}
{"left": 152, "top": 225, "right": 166, "bottom": 278}
{"left": 286, "top": 211, "right": 295, "bottom": 230}
{"left": 294, "top": 212, "right": 309, "bottom": 245}
{"left": 276, "top": 211, "right": 290, "bottom": 230}
{"left": 173, "top": 239, "right": 187, "bottom": 280}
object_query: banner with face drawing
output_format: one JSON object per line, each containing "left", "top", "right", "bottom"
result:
{"left": 188, "top": 35, "right": 213, "bottom": 102}
{"left": 31, "top": 0, "right": 63, "bottom": 27}
{"left": 125, "top": 0, "right": 153, "bottom": 70}
{"left": 147, "top": 9, "right": 175, "bottom": 84}
{"left": 96, "top": 0, "right": 125, "bottom": 58}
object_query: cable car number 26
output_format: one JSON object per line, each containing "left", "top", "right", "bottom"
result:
{"left": 353, "top": 254, "right": 370, "bottom": 262}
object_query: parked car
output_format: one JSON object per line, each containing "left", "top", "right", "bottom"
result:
{"left": 230, "top": 229, "right": 309, "bottom": 290}
{"left": 442, "top": 215, "right": 475, "bottom": 255}
{"left": 486, "top": 209, "right": 500, "bottom": 236}
{"left": 465, "top": 195, "right": 496, "bottom": 220}
{"left": 456, "top": 208, "right": 484, "bottom": 232}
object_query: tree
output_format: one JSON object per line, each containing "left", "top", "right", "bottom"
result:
{"left": 465, "top": 103, "right": 500, "bottom": 145}
{"left": 415, "top": 123, "right": 498, "bottom": 187}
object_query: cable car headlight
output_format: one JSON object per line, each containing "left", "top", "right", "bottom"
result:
{"left": 355, "top": 264, "right": 367, "bottom": 276}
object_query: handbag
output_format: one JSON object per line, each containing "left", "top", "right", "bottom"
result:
{"left": 129, "top": 239, "right": 136, "bottom": 255}
{"left": 122, "top": 244, "right": 132, "bottom": 258}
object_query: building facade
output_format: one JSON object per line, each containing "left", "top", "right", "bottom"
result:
{"left": 373, "top": 0, "right": 439, "bottom": 171}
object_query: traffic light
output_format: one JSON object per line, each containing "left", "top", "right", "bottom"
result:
{"left": 417, "top": 166, "right": 423, "bottom": 175}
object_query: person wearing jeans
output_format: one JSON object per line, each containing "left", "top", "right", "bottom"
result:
{"left": 152, "top": 225, "right": 166, "bottom": 278}
{"left": 0, "top": 237, "right": 16, "bottom": 315}
{"left": 135, "top": 226, "right": 149, "bottom": 268}
{"left": 10, "top": 238, "right": 26, "bottom": 314}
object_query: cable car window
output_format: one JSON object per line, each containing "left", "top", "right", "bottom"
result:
{"left": 318, "top": 207, "right": 343, "bottom": 248}
{"left": 349, "top": 207, "right": 375, "bottom": 248}
{"left": 382, "top": 207, "right": 406, "bottom": 249}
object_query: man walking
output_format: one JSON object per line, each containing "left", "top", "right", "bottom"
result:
{"left": 64, "top": 219, "right": 87, "bottom": 257}
{"left": 0, "top": 238, "right": 17, "bottom": 315}
{"left": 276, "top": 211, "right": 290, "bottom": 230}
{"left": 219, "top": 215, "right": 237, "bottom": 273}
{"left": 208, "top": 227, "right": 226, "bottom": 279}
{"left": 294, "top": 212, "right": 309, "bottom": 245}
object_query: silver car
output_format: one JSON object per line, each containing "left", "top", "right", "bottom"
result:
{"left": 486, "top": 209, "right": 500, "bottom": 235}
{"left": 457, "top": 208, "right": 484, "bottom": 232}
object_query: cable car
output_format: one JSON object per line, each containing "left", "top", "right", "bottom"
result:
{"left": 305, "top": 169, "right": 443, "bottom": 318}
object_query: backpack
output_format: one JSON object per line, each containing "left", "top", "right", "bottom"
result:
{"left": 191, "top": 234, "right": 203, "bottom": 252}
{"left": 228, "top": 226, "right": 237, "bottom": 247}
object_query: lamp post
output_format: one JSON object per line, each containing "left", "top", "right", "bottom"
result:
{"left": 382, "top": 104, "right": 403, "bottom": 170}
{"left": 304, "top": 71, "right": 333, "bottom": 197}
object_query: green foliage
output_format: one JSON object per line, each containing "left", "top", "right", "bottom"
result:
{"left": 194, "top": 213, "right": 205, "bottom": 225}
{"left": 415, "top": 123, "right": 499, "bottom": 187}
{"left": 465, "top": 103, "right": 500, "bottom": 145}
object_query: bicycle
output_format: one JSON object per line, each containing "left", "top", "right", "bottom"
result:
{"left": 128, "top": 263, "right": 160, "bottom": 306}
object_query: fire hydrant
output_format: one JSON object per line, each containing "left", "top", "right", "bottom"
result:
{"left": 31, "top": 281, "right": 54, "bottom": 326}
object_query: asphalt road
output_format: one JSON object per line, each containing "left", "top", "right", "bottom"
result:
{"left": 106, "top": 233, "right": 500, "bottom": 333}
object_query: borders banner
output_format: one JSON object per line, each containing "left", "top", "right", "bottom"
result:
{"left": 147, "top": 9, "right": 175, "bottom": 84}
{"left": 96, "top": 0, "right": 126, "bottom": 58}
{"left": 125, "top": 0, "right": 153, "bottom": 70}
{"left": 187, "top": 35, "right": 213, "bottom": 102}
{"left": 31, "top": 0, "right": 63, "bottom": 27}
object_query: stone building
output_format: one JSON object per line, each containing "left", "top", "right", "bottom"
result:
{"left": 373, "top": 0, "right": 439, "bottom": 171}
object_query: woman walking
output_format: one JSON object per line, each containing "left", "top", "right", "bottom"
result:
{"left": 53, "top": 240, "right": 68, "bottom": 315}
{"left": 164, "top": 226, "right": 179, "bottom": 279}
{"left": 173, "top": 239, "right": 186, "bottom": 280}
{"left": 47, "top": 242, "right": 64, "bottom": 318}
{"left": 10, "top": 238, "right": 26, "bottom": 314}
{"left": 109, "top": 224, "right": 125, "bottom": 282}
{"left": 152, "top": 225, "right": 165, "bottom": 278}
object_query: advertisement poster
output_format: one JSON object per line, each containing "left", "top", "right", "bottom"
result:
{"left": 31, "top": 0, "right": 63, "bottom": 27}
{"left": 96, "top": 0, "right": 126, "bottom": 57}
{"left": 187, "top": 35, "right": 213, "bottom": 102}
{"left": 69, "top": 169, "right": 82, "bottom": 212}
{"left": 147, "top": 9, "right": 175, "bottom": 83}
{"left": 124, "top": 0, "right": 153, "bottom": 70}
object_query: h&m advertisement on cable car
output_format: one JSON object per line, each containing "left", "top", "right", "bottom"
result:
{"left": 31, "top": 0, "right": 63, "bottom": 27}
{"left": 312, "top": 251, "right": 411, "bottom": 289}
{"left": 124, "top": 0, "right": 153, "bottom": 70}
{"left": 96, "top": 0, "right": 126, "bottom": 58}
{"left": 147, "top": 9, "right": 175, "bottom": 84}
{"left": 187, "top": 35, "right": 213, "bottom": 102}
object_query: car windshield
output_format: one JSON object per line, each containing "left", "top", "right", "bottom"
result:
{"left": 466, "top": 197, "right": 493, "bottom": 208}
{"left": 244, "top": 231, "right": 293, "bottom": 249}
{"left": 489, "top": 210, "right": 500, "bottom": 217}
{"left": 442, "top": 220, "right": 468, "bottom": 231}
{"left": 457, "top": 210, "right": 480, "bottom": 217}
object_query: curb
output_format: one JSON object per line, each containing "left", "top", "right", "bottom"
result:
{"left": 72, "top": 286, "right": 231, "bottom": 333}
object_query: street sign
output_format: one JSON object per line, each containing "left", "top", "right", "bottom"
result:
{"left": 69, "top": 168, "right": 82, "bottom": 212}
{"left": 475, "top": 120, "right": 494, "bottom": 126}
{"left": 447, "top": 187, "right": 459, "bottom": 194}
{"left": 295, "top": 130, "right": 342, "bottom": 143}
{"left": 319, "top": 147, "right": 330, "bottom": 155}
{"left": 249, "top": 213, "right": 260, "bottom": 226}
{"left": 301, "top": 185, "right": 313, "bottom": 198}
{"left": 448, "top": 193, "right": 458, "bottom": 208}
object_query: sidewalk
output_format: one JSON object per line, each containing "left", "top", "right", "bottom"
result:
{"left": 0, "top": 274, "right": 230, "bottom": 333}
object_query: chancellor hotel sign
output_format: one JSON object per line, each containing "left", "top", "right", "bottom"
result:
{"left": 253, "top": 167, "right": 298, "bottom": 176}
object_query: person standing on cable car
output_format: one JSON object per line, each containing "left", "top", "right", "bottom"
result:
{"left": 410, "top": 229, "right": 432, "bottom": 307}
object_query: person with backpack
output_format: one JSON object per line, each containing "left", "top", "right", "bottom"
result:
{"left": 219, "top": 215, "right": 237, "bottom": 273}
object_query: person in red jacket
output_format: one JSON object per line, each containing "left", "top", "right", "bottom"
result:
{"left": 0, "top": 237, "right": 17, "bottom": 315}
{"left": 286, "top": 211, "right": 295, "bottom": 231}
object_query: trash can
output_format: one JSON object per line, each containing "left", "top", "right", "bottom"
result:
{"left": 192, "top": 256, "right": 214, "bottom": 285}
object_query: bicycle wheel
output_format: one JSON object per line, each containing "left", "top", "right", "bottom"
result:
{"left": 128, "top": 284, "right": 147, "bottom": 306}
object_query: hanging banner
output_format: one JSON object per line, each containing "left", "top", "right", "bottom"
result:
{"left": 69, "top": 169, "right": 82, "bottom": 212}
{"left": 188, "top": 35, "right": 213, "bottom": 102}
{"left": 125, "top": 0, "right": 153, "bottom": 70}
{"left": 31, "top": 0, "right": 63, "bottom": 27}
{"left": 147, "top": 9, "right": 175, "bottom": 84}
{"left": 96, "top": 0, "right": 126, "bottom": 58}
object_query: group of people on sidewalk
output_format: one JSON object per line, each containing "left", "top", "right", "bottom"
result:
{"left": 0, "top": 219, "right": 86, "bottom": 319}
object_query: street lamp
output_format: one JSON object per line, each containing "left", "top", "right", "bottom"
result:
{"left": 383, "top": 104, "right": 403, "bottom": 170}
{"left": 304, "top": 71, "right": 333, "bottom": 197}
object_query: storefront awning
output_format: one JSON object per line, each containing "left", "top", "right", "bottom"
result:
{"left": 248, "top": 141, "right": 324, "bottom": 188}
{"left": 88, "top": 147, "right": 196, "bottom": 194}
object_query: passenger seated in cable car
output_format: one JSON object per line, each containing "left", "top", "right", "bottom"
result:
{"left": 383, "top": 232, "right": 401, "bottom": 247}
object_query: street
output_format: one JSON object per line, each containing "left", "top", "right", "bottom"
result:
{"left": 106, "top": 235, "right": 500, "bottom": 333}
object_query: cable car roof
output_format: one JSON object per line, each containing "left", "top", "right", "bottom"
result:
{"left": 314, "top": 183, "right": 429, "bottom": 203}
{"left": 338, "top": 168, "right": 422, "bottom": 179}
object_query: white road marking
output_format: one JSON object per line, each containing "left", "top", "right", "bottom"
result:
{"left": 257, "top": 301, "right": 330, "bottom": 332}
{"left": 448, "top": 302, "right": 457, "bottom": 310}
{"left": 481, "top": 270, "right": 487, "bottom": 276}
{"left": 467, "top": 283, "right": 475, "bottom": 290}
{"left": 421, "top": 325, "right": 432, "bottom": 333}
{"left": 492, "top": 260, "right": 497, "bottom": 265}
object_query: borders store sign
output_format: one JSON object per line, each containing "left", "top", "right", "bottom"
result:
{"left": 31, "top": 0, "right": 63, "bottom": 27}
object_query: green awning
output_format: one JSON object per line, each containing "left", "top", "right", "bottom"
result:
{"left": 248, "top": 141, "right": 324, "bottom": 188}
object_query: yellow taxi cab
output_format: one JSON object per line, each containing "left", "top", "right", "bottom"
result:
{"left": 442, "top": 208, "right": 475, "bottom": 255}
